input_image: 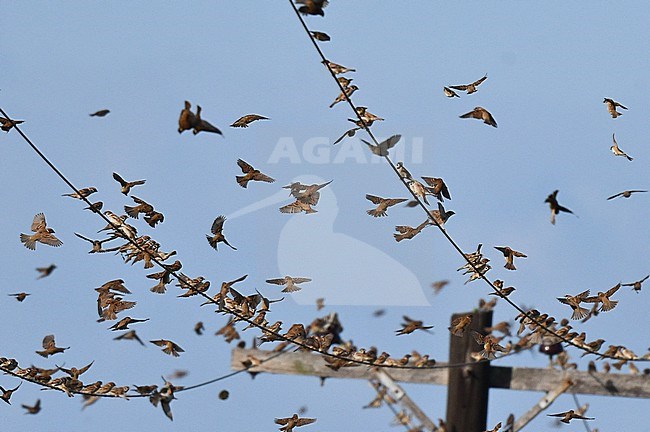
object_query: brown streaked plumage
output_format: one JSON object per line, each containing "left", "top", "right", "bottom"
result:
{"left": 606, "top": 189, "right": 647, "bottom": 200}
{"left": 545, "top": 190, "right": 574, "bottom": 225}
{"left": 112, "top": 172, "right": 146, "bottom": 195}
{"left": 365, "top": 194, "right": 407, "bottom": 217}
{"left": 62, "top": 187, "right": 97, "bottom": 199}
{"left": 310, "top": 30, "right": 330, "bottom": 41}
{"left": 321, "top": 60, "right": 355, "bottom": 74}
{"left": 266, "top": 276, "right": 312, "bottom": 293}
{"left": 236, "top": 159, "right": 275, "bottom": 188}
{"left": 274, "top": 413, "right": 317, "bottom": 432}
{"left": 150, "top": 339, "right": 184, "bottom": 357}
{"left": 421, "top": 176, "right": 451, "bottom": 202}
{"left": 459, "top": 106, "right": 497, "bottom": 127}
{"left": 329, "top": 85, "right": 358, "bottom": 108}
{"left": 603, "top": 98, "right": 627, "bottom": 118}
{"left": 89, "top": 109, "right": 110, "bottom": 117}
{"left": 557, "top": 289, "right": 591, "bottom": 320}
{"left": 20, "top": 213, "right": 63, "bottom": 250}
{"left": 493, "top": 246, "right": 527, "bottom": 271}
{"left": 206, "top": 215, "right": 236, "bottom": 250}
{"left": 471, "top": 330, "right": 506, "bottom": 360}
{"left": 230, "top": 114, "right": 269, "bottom": 128}
{"left": 35, "top": 335, "right": 69, "bottom": 358}
{"left": 0, "top": 116, "right": 24, "bottom": 132}
{"left": 584, "top": 283, "right": 621, "bottom": 312}
{"left": 449, "top": 314, "right": 472, "bottom": 337}
{"left": 280, "top": 199, "right": 317, "bottom": 214}
{"left": 393, "top": 219, "right": 431, "bottom": 242}
{"left": 449, "top": 74, "right": 488, "bottom": 94}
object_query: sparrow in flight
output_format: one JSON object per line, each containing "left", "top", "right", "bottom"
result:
{"left": 20, "top": 213, "right": 63, "bottom": 250}
{"left": 35, "top": 334, "right": 69, "bottom": 358}
{"left": 610, "top": 133, "right": 633, "bottom": 161}
{"left": 230, "top": 114, "right": 269, "bottom": 128}
{"left": 449, "top": 74, "right": 488, "bottom": 94}
{"left": 493, "top": 246, "right": 527, "bottom": 270}
{"left": 207, "top": 215, "right": 236, "bottom": 250}
{"left": 606, "top": 189, "right": 647, "bottom": 200}
{"left": 266, "top": 276, "right": 312, "bottom": 293}
{"left": 547, "top": 409, "right": 594, "bottom": 424}
{"left": 544, "top": 190, "right": 574, "bottom": 225}
{"left": 89, "top": 109, "right": 110, "bottom": 117}
{"left": 361, "top": 134, "right": 401, "bottom": 157}
{"left": 459, "top": 106, "right": 497, "bottom": 127}
{"left": 365, "top": 194, "right": 407, "bottom": 217}
{"left": 150, "top": 339, "right": 185, "bottom": 357}
{"left": 443, "top": 87, "right": 460, "bottom": 98}
{"left": 603, "top": 98, "right": 627, "bottom": 118}
{"left": 236, "top": 159, "right": 275, "bottom": 188}
{"left": 113, "top": 172, "right": 146, "bottom": 195}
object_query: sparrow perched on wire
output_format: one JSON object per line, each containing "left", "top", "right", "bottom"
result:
{"left": 295, "top": 0, "right": 328, "bottom": 16}
{"left": 206, "top": 215, "right": 236, "bottom": 250}
{"left": 321, "top": 60, "right": 355, "bottom": 74}
{"left": 493, "top": 246, "right": 527, "bottom": 270}
{"left": 365, "top": 195, "right": 407, "bottom": 217}
{"left": 62, "top": 187, "right": 97, "bottom": 199}
{"left": 310, "top": 30, "right": 330, "bottom": 41}
{"left": 20, "top": 213, "right": 63, "bottom": 250}
{"left": 610, "top": 133, "right": 633, "bottom": 161}
{"left": 407, "top": 179, "right": 430, "bottom": 205}
{"left": 0, "top": 116, "right": 24, "bottom": 132}
{"left": 35, "top": 335, "right": 69, "bottom": 358}
{"left": 603, "top": 98, "right": 627, "bottom": 118}
{"left": 459, "top": 106, "right": 497, "bottom": 127}
{"left": 329, "top": 85, "right": 359, "bottom": 108}
{"left": 150, "top": 339, "right": 184, "bottom": 357}
{"left": 362, "top": 134, "right": 401, "bottom": 157}
{"left": 274, "top": 413, "right": 317, "bottom": 432}
{"left": 236, "top": 159, "right": 275, "bottom": 188}
{"left": 606, "top": 189, "right": 647, "bottom": 200}
{"left": 544, "top": 190, "right": 574, "bottom": 225}
{"left": 547, "top": 409, "right": 594, "bottom": 424}
{"left": 266, "top": 276, "right": 312, "bottom": 293}
{"left": 395, "top": 162, "right": 413, "bottom": 181}
{"left": 193, "top": 105, "right": 223, "bottom": 136}
{"left": 112, "top": 172, "right": 146, "bottom": 195}
{"left": 89, "top": 109, "right": 110, "bottom": 117}
{"left": 230, "top": 114, "right": 269, "bottom": 128}
{"left": 449, "top": 74, "right": 488, "bottom": 94}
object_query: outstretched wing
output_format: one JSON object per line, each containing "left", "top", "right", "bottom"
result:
{"left": 237, "top": 159, "right": 254, "bottom": 173}
{"left": 211, "top": 216, "right": 226, "bottom": 234}
{"left": 31, "top": 213, "right": 46, "bottom": 232}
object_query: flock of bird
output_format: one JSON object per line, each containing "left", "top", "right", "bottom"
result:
{"left": 0, "top": 1, "right": 647, "bottom": 431}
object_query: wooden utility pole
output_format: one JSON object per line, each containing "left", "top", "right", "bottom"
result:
{"left": 445, "top": 310, "right": 492, "bottom": 432}
{"left": 231, "top": 310, "right": 650, "bottom": 430}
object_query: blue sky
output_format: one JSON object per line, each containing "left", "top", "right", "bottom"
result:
{"left": 1, "top": 2, "right": 648, "bottom": 431}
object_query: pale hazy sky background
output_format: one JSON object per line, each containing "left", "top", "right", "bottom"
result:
{"left": 1, "top": 2, "right": 648, "bottom": 431}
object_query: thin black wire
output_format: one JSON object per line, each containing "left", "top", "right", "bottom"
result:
{"left": 286, "top": 0, "right": 642, "bottom": 363}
